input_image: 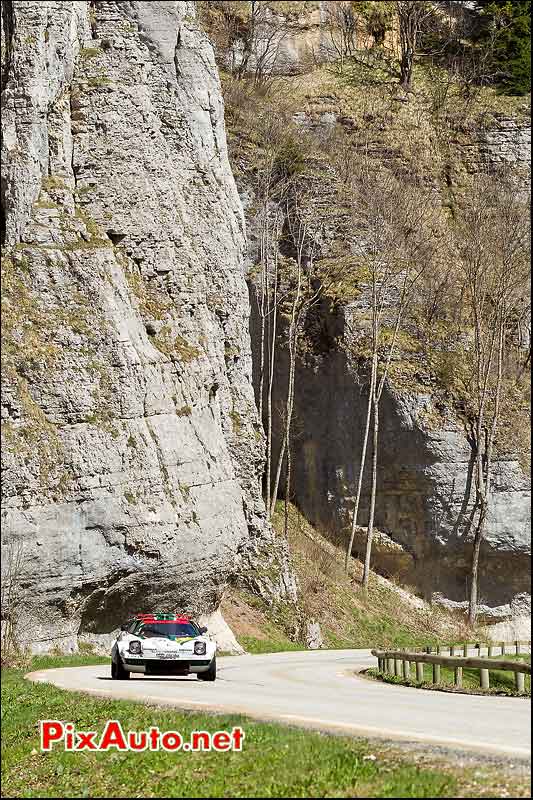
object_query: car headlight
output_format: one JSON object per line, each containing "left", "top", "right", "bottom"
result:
{"left": 129, "top": 640, "right": 142, "bottom": 654}
{"left": 194, "top": 641, "right": 206, "bottom": 655}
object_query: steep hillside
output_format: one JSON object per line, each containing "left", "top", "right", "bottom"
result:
{"left": 0, "top": 0, "right": 294, "bottom": 653}
{"left": 223, "top": 502, "right": 483, "bottom": 653}
{"left": 201, "top": 2, "right": 531, "bottom": 612}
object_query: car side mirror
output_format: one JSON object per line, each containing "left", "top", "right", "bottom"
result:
{"left": 199, "top": 626, "right": 208, "bottom": 634}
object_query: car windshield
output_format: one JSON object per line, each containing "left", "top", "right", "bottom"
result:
{"left": 140, "top": 622, "right": 199, "bottom": 639}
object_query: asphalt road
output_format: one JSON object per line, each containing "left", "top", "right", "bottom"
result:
{"left": 27, "top": 649, "right": 531, "bottom": 759}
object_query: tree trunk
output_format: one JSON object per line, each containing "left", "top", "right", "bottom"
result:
{"left": 270, "top": 224, "right": 304, "bottom": 517}
{"left": 284, "top": 421, "right": 292, "bottom": 538}
{"left": 270, "top": 320, "right": 298, "bottom": 520}
{"left": 265, "top": 252, "right": 278, "bottom": 516}
{"left": 258, "top": 225, "right": 267, "bottom": 426}
{"left": 468, "top": 317, "right": 505, "bottom": 625}
{"left": 345, "top": 355, "right": 377, "bottom": 572}
{"left": 468, "top": 499, "right": 487, "bottom": 625}
{"left": 282, "top": 314, "right": 300, "bottom": 535}
{"left": 397, "top": 2, "right": 417, "bottom": 90}
{"left": 362, "top": 396, "right": 379, "bottom": 592}
{"left": 270, "top": 439, "right": 285, "bottom": 517}
{"left": 399, "top": 47, "right": 414, "bottom": 89}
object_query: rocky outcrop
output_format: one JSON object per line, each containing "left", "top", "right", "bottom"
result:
{"left": 305, "top": 619, "right": 323, "bottom": 650}
{"left": 460, "top": 112, "right": 531, "bottom": 191}
{"left": 1, "top": 0, "right": 294, "bottom": 652}
{"left": 433, "top": 593, "right": 532, "bottom": 642}
{"left": 217, "top": 1, "right": 335, "bottom": 78}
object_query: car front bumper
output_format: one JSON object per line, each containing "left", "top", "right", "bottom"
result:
{"left": 122, "top": 656, "right": 212, "bottom": 675}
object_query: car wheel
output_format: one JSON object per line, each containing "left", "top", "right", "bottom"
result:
{"left": 197, "top": 656, "right": 216, "bottom": 682}
{"left": 111, "top": 656, "right": 130, "bottom": 680}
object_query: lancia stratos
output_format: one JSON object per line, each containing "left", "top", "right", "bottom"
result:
{"left": 111, "top": 612, "right": 217, "bottom": 681}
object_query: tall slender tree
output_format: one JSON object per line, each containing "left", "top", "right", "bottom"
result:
{"left": 343, "top": 168, "right": 439, "bottom": 585}
{"left": 456, "top": 175, "right": 530, "bottom": 624}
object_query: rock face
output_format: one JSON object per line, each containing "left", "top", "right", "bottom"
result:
{"left": 433, "top": 593, "right": 532, "bottom": 642}
{"left": 1, "top": 0, "right": 294, "bottom": 652}
{"left": 250, "top": 299, "right": 530, "bottom": 607}
{"left": 459, "top": 113, "right": 531, "bottom": 192}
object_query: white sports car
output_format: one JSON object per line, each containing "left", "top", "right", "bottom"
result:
{"left": 111, "top": 612, "right": 217, "bottom": 681}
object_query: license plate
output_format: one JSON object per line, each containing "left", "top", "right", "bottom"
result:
{"left": 156, "top": 652, "right": 178, "bottom": 659}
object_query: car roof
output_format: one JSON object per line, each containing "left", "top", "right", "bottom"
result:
{"left": 132, "top": 612, "right": 193, "bottom": 623}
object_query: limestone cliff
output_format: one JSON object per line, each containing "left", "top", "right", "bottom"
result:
{"left": 1, "top": 0, "right": 293, "bottom": 652}
{"left": 254, "top": 316, "right": 530, "bottom": 606}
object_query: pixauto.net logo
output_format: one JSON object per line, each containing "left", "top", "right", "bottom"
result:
{"left": 40, "top": 720, "right": 245, "bottom": 752}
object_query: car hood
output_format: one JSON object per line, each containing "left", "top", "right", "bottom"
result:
{"left": 140, "top": 636, "right": 197, "bottom": 649}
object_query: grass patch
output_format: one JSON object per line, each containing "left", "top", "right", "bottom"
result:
{"left": 238, "top": 634, "right": 304, "bottom": 655}
{"left": 3, "top": 655, "right": 526, "bottom": 798}
{"left": 150, "top": 326, "right": 201, "bottom": 362}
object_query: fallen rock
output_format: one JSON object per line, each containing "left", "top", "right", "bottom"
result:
{"left": 306, "top": 619, "right": 323, "bottom": 650}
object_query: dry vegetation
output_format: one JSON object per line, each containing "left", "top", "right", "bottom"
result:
{"left": 224, "top": 503, "right": 482, "bottom": 652}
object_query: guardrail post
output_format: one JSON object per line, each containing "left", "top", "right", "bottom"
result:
{"left": 463, "top": 643, "right": 468, "bottom": 657}
{"left": 394, "top": 658, "right": 402, "bottom": 677}
{"left": 515, "top": 640, "right": 520, "bottom": 655}
{"left": 433, "top": 663, "right": 441, "bottom": 683}
{"left": 387, "top": 657, "right": 394, "bottom": 674}
{"left": 454, "top": 666, "right": 463, "bottom": 687}
{"left": 488, "top": 643, "right": 493, "bottom": 657}
{"left": 416, "top": 661, "right": 424, "bottom": 682}
{"left": 480, "top": 668, "right": 490, "bottom": 690}
{"left": 515, "top": 672, "right": 525, "bottom": 693}
{"left": 500, "top": 641, "right": 505, "bottom": 655}
{"left": 404, "top": 659, "right": 411, "bottom": 679}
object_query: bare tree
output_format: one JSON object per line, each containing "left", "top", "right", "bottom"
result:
{"left": 322, "top": 1, "right": 358, "bottom": 73}
{"left": 343, "top": 168, "right": 440, "bottom": 586}
{"left": 456, "top": 175, "right": 530, "bottom": 625}
{"left": 248, "top": 109, "right": 298, "bottom": 515}
{"left": 198, "top": 1, "right": 292, "bottom": 85}
{"left": 1, "top": 538, "right": 28, "bottom": 658}
{"left": 396, "top": 1, "right": 435, "bottom": 89}
{"left": 255, "top": 192, "right": 285, "bottom": 512}
{"left": 269, "top": 198, "right": 321, "bottom": 524}
{"left": 268, "top": 187, "right": 352, "bottom": 527}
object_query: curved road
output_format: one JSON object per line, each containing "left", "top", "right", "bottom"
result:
{"left": 27, "top": 649, "right": 530, "bottom": 759}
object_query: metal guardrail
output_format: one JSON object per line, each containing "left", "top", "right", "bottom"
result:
{"left": 371, "top": 640, "right": 531, "bottom": 693}
{"left": 423, "top": 640, "right": 531, "bottom": 657}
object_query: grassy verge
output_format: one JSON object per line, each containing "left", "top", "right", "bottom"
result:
{"left": 1, "top": 656, "right": 529, "bottom": 798}
{"left": 238, "top": 635, "right": 305, "bottom": 655}
{"left": 366, "top": 654, "right": 531, "bottom": 697}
